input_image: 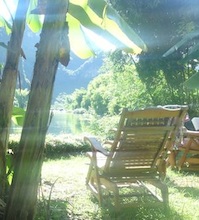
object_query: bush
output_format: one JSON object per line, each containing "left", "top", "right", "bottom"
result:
{"left": 88, "top": 114, "right": 119, "bottom": 138}
{"left": 44, "top": 134, "right": 90, "bottom": 158}
{"left": 8, "top": 134, "right": 90, "bottom": 159}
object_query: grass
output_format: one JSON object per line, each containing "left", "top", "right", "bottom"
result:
{"left": 35, "top": 155, "right": 199, "bottom": 220}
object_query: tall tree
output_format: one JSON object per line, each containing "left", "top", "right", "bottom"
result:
{"left": 5, "top": 1, "right": 69, "bottom": 219}
{"left": 0, "top": 0, "right": 30, "bottom": 199}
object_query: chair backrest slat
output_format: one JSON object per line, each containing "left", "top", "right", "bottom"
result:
{"left": 104, "top": 106, "right": 188, "bottom": 172}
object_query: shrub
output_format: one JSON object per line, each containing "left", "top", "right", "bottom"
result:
{"left": 8, "top": 134, "right": 90, "bottom": 159}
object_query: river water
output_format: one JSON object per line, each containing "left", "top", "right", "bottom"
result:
{"left": 11, "top": 111, "right": 91, "bottom": 135}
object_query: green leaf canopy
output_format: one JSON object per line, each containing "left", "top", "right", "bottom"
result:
{"left": 27, "top": 0, "right": 146, "bottom": 59}
{"left": 1, "top": 0, "right": 146, "bottom": 58}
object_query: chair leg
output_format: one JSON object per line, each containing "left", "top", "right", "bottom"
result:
{"left": 113, "top": 186, "right": 120, "bottom": 211}
{"left": 161, "top": 184, "right": 169, "bottom": 208}
{"left": 167, "top": 150, "right": 178, "bottom": 169}
{"left": 148, "top": 180, "right": 169, "bottom": 208}
{"left": 96, "top": 171, "right": 105, "bottom": 206}
{"left": 86, "top": 162, "right": 93, "bottom": 185}
{"left": 177, "top": 138, "right": 192, "bottom": 170}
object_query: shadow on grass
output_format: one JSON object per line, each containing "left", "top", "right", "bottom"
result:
{"left": 174, "top": 186, "right": 199, "bottom": 199}
{"left": 35, "top": 184, "right": 187, "bottom": 220}
{"left": 89, "top": 195, "right": 184, "bottom": 220}
{"left": 179, "top": 170, "right": 199, "bottom": 177}
{"left": 35, "top": 199, "right": 69, "bottom": 220}
{"left": 99, "top": 204, "right": 185, "bottom": 220}
{"left": 35, "top": 196, "right": 185, "bottom": 220}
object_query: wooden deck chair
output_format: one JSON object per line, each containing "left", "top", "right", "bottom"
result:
{"left": 177, "top": 130, "right": 199, "bottom": 171}
{"left": 85, "top": 106, "right": 188, "bottom": 210}
{"left": 163, "top": 109, "right": 199, "bottom": 171}
{"left": 162, "top": 105, "right": 188, "bottom": 169}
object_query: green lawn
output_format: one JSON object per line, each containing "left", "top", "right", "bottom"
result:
{"left": 35, "top": 155, "right": 199, "bottom": 220}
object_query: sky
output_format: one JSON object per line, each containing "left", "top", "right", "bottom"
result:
{"left": 0, "top": 0, "right": 17, "bottom": 20}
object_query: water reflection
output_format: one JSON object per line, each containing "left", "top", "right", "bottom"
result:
{"left": 49, "top": 111, "right": 91, "bottom": 134}
{"left": 11, "top": 111, "right": 91, "bottom": 135}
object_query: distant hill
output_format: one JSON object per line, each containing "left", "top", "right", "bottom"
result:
{"left": 0, "top": 27, "right": 103, "bottom": 100}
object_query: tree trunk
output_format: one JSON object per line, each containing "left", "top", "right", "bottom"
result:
{"left": 4, "top": 0, "right": 69, "bottom": 219}
{"left": 0, "top": 0, "right": 30, "bottom": 200}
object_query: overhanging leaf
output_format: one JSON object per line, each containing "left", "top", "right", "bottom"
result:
{"left": 0, "top": 42, "right": 7, "bottom": 49}
{"left": 184, "top": 72, "right": 199, "bottom": 89}
{"left": 12, "top": 107, "right": 25, "bottom": 126}
{"left": 67, "top": 14, "right": 95, "bottom": 59}
{"left": 87, "top": 0, "right": 106, "bottom": 17}
{"left": 87, "top": 0, "right": 146, "bottom": 53}
{"left": 182, "top": 41, "right": 199, "bottom": 63}
{"left": 68, "top": 3, "right": 143, "bottom": 55}
{"left": 26, "top": 0, "right": 146, "bottom": 58}
{"left": 0, "top": 15, "right": 11, "bottom": 34}
{"left": 103, "top": 8, "right": 142, "bottom": 54}
{"left": 163, "top": 31, "right": 199, "bottom": 57}
{"left": 27, "top": 0, "right": 43, "bottom": 33}
{"left": 70, "top": 0, "right": 88, "bottom": 8}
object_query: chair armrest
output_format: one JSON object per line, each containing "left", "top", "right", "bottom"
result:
{"left": 185, "top": 130, "right": 199, "bottom": 138}
{"left": 84, "top": 136, "right": 110, "bottom": 156}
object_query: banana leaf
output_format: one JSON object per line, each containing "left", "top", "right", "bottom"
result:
{"left": 184, "top": 72, "right": 199, "bottom": 89}
{"left": 27, "top": 0, "right": 146, "bottom": 59}
{"left": 67, "top": 14, "right": 95, "bottom": 58}
{"left": 0, "top": 15, "right": 11, "bottom": 34}
{"left": 163, "top": 31, "right": 199, "bottom": 58}
{"left": 26, "top": 0, "right": 43, "bottom": 32}
{"left": 87, "top": 0, "right": 147, "bottom": 52}
{"left": 182, "top": 41, "right": 199, "bottom": 62}
{"left": 69, "top": 3, "right": 139, "bottom": 55}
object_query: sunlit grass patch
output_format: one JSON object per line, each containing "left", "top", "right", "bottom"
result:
{"left": 166, "top": 169, "right": 199, "bottom": 220}
{"left": 35, "top": 156, "right": 199, "bottom": 220}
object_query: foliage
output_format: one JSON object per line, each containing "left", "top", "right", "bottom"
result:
{"left": 109, "top": 0, "right": 199, "bottom": 116}
{"left": 163, "top": 30, "right": 199, "bottom": 89}
{"left": 87, "top": 114, "right": 119, "bottom": 138}
{"left": 71, "top": 88, "right": 87, "bottom": 110}
{"left": 53, "top": 93, "right": 73, "bottom": 110}
{"left": 44, "top": 134, "right": 89, "bottom": 158}
{"left": 110, "top": 0, "right": 199, "bottom": 50}
{"left": 56, "top": 53, "right": 152, "bottom": 116}
{"left": 0, "top": 15, "right": 11, "bottom": 34}
{"left": 14, "top": 88, "right": 29, "bottom": 109}
{"left": 8, "top": 134, "right": 89, "bottom": 159}
{"left": 26, "top": 0, "right": 146, "bottom": 59}
{"left": 84, "top": 73, "right": 110, "bottom": 115}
